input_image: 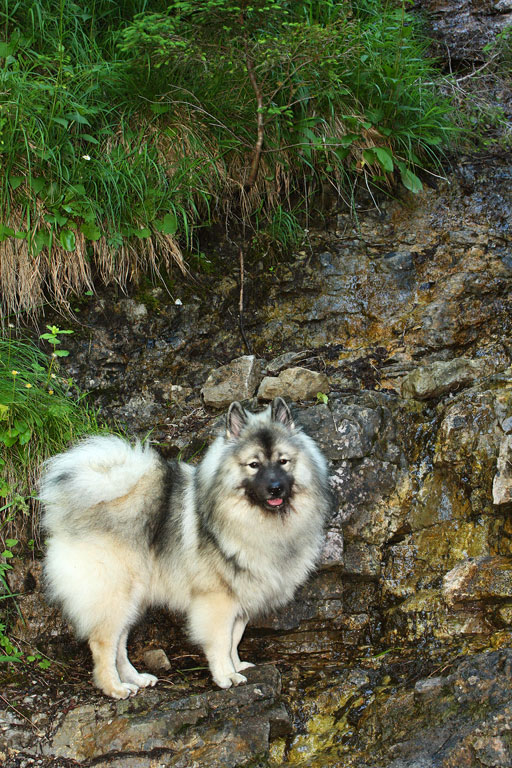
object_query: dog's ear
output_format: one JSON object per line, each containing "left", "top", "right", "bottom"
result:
{"left": 226, "top": 402, "right": 248, "bottom": 439}
{"left": 271, "top": 397, "right": 295, "bottom": 430}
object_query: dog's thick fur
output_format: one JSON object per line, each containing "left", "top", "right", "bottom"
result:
{"left": 40, "top": 398, "right": 331, "bottom": 699}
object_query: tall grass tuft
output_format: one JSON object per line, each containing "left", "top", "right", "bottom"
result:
{"left": 0, "top": 0, "right": 457, "bottom": 316}
{"left": 0, "top": 333, "right": 101, "bottom": 543}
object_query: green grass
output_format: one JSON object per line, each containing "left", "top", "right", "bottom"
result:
{"left": 0, "top": 330, "right": 103, "bottom": 665}
{"left": 0, "top": 0, "right": 458, "bottom": 316}
{"left": 0, "top": 332, "right": 101, "bottom": 542}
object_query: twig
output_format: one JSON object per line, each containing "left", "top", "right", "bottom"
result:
{"left": 0, "top": 692, "right": 44, "bottom": 736}
{"left": 244, "top": 41, "right": 264, "bottom": 189}
{"left": 238, "top": 246, "right": 252, "bottom": 354}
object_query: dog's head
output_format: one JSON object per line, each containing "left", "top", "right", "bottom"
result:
{"left": 226, "top": 398, "right": 297, "bottom": 513}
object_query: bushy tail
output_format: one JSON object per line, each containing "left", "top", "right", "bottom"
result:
{"left": 39, "top": 435, "right": 158, "bottom": 533}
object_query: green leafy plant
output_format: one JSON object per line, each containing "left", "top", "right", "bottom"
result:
{"left": 0, "top": 331, "right": 102, "bottom": 666}
{"left": 0, "top": 0, "right": 457, "bottom": 317}
{"left": 0, "top": 334, "right": 100, "bottom": 539}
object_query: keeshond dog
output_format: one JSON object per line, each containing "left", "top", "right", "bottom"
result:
{"left": 40, "top": 397, "right": 332, "bottom": 699}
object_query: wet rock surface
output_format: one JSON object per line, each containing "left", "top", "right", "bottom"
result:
{"left": 418, "top": 0, "right": 512, "bottom": 62}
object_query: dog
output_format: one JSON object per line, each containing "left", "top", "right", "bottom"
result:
{"left": 39, "top": 397, "right": 332, "bottom": 699}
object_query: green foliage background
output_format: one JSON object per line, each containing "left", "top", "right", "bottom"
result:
{"left": 0, "top": 0, "right": 457, "bottom": 315}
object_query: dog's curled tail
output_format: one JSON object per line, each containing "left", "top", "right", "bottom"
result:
{"left": 39, "top": 435, "right": 157, "bottom": 532}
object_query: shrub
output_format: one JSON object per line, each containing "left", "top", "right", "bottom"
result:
{"left": 0, "top": 0, "right": 457, "bottom": 316}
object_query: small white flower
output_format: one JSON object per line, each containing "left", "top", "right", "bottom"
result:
{"left": 82, "top": 154, "right": 91, "bottom": 161}
{"left": 174, "top": 298, "right": 183, "bottom": 306}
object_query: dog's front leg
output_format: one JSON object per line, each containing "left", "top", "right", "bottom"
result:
{"left": 188, "top": 592, "right": 247, "bottom": 689}
{"left": 231, "top": 615, "right": 255, "bottom": 673}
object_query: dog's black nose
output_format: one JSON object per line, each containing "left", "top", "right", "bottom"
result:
{"left": 267, "top": 480, "right": 283, "bottom": 497}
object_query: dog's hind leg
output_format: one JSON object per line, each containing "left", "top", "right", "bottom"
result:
{"left": 231, "top": 616, "right": 254, "bottom": 673}
{"left": 188, "top": 592, "right": 247, "bottom": 689}
{"left": 116, "top": 628, "right": 158, "bottom": 689}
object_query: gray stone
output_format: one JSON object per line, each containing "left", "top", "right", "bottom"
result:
{"left": 401, "top": 357, "right": 487, "bottom": 400}
{"left": 45, "top": 665, "right": 286, "bottom": 765}
{"left": 143, "top": 648, "right": 171, "bottom": 672}
{"left": 118, "top": 298, "right": 148, "bottom": 321}
{"left": 493, "top": 434, "right": 512, "bottom": 505}
{"left": 202, "top": 355, "right": 261, "bottom": 408}
{"left": 257, "top": 367, "right": 329, "bottom": 402}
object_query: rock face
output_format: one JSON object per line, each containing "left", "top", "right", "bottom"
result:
{"left": 417, "top": 0, "right": 512, "bottom": 61}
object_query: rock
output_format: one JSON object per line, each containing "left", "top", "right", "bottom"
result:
{"left": 443, "top": 556, "right": 512, "bottom": 604}
{"left": 44, "top": 665, "right": 287, "bottom": 765}
{"left": 353, "top": 649, "right": 512, "bottom": 768}
{"left": 401, "top": 358, "right": 487, "bottom": 400}
{"left": 266, "top": 350, "right": 309, "bottom": 374}
{"left": 257, "top": 367, "right": 329, "bottom": 401}
{"left": 201, "top": 355, "right": 261, "bottom": 408}
{"left": 143, "top": 648, "right": 171, "bottom": 672}
{"left": 118, "top": 298, "right": 148, "bottom": 321}
{"left": 493, "top": 434, "right": 512, "bottom": 505}
{"left": 321, "top": 526, "right": 344, "bottom": 565}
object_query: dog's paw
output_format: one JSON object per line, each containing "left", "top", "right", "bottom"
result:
{"left": 107, "top": 682, "right": 139, "bottom": 699}
{"left": 235, "top": 661, "right": 255, "bottom": 672}
{"left": 118, "top": 664, "right": 159, "bottom": 689}
{"left": 136, "top": 672, "right": 158, "bottom": 688}
{"left": 214, "top": 671, "right": 247, "bottom": 689}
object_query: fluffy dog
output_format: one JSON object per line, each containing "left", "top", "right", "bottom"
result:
{"left": 40, "top": 397, "right": 332, "bottom": 698}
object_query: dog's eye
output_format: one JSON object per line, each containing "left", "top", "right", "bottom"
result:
{"left": 279, "top": 458, "right": 289, "bottom": 465}
{"left": 248, "top": 461, "right": 260, "bottom": 470}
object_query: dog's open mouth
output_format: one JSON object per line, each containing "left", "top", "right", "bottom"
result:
{"left": 266, "top": 497, "right": 285, "bottom": 508}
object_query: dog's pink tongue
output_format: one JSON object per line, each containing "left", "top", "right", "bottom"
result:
{"left": 267, "top": 498, "right": 283, "bottom": 507}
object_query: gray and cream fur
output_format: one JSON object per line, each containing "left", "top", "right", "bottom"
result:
{"left": 40, "top": 398, "right": 331, "bottom": 699}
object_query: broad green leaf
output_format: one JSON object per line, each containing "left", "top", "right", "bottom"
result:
{"left": 154, "top": 212, "right": 178, "bottom": 235}
{"left": 81, "top": 221, "right": 101, "bottom": 241}
{"left": 65, "top": 111, "right": 91, "bottom": 125}
{"left": 32, "top": 230, "right": 50, "bottom": 256}
{"left": 81, "top": 134, "right": 99, "bottom": 144}
{"left": 133, "top": 227, "right": 151, "bottom": 239}
{"left": 374, "top": 146, "right": 394, "bottom": 172}
{"left": 29, "top": 177, "right": 46, "bottom": 194}
{"left": 52, "top": 116, "right": 69, "bottom": 128}
{"left": 150, "top": 103, "right": 170, "bottom": 114}
{"left": 59, "top": 229, "right": 76, "bottom": 251}
{"left": 45, "top": 212, "right": 68, "bottom": 227}
{"left": 0, "top": 224, "right": 15, "bottom": 241}
{"left": 0, "top": 42, "right": 14, "bottom": 57}
{"left": 18, "top": 429, "right": 32, "bottom": 446}
{"left": 362, "top": 149, "right": 376, "bottom": 166}
{"left": 9, "top": 176, "right": 24, "bottom": 190}
{"left": 400, "top": 167, "right": 423, "bottom": 193}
